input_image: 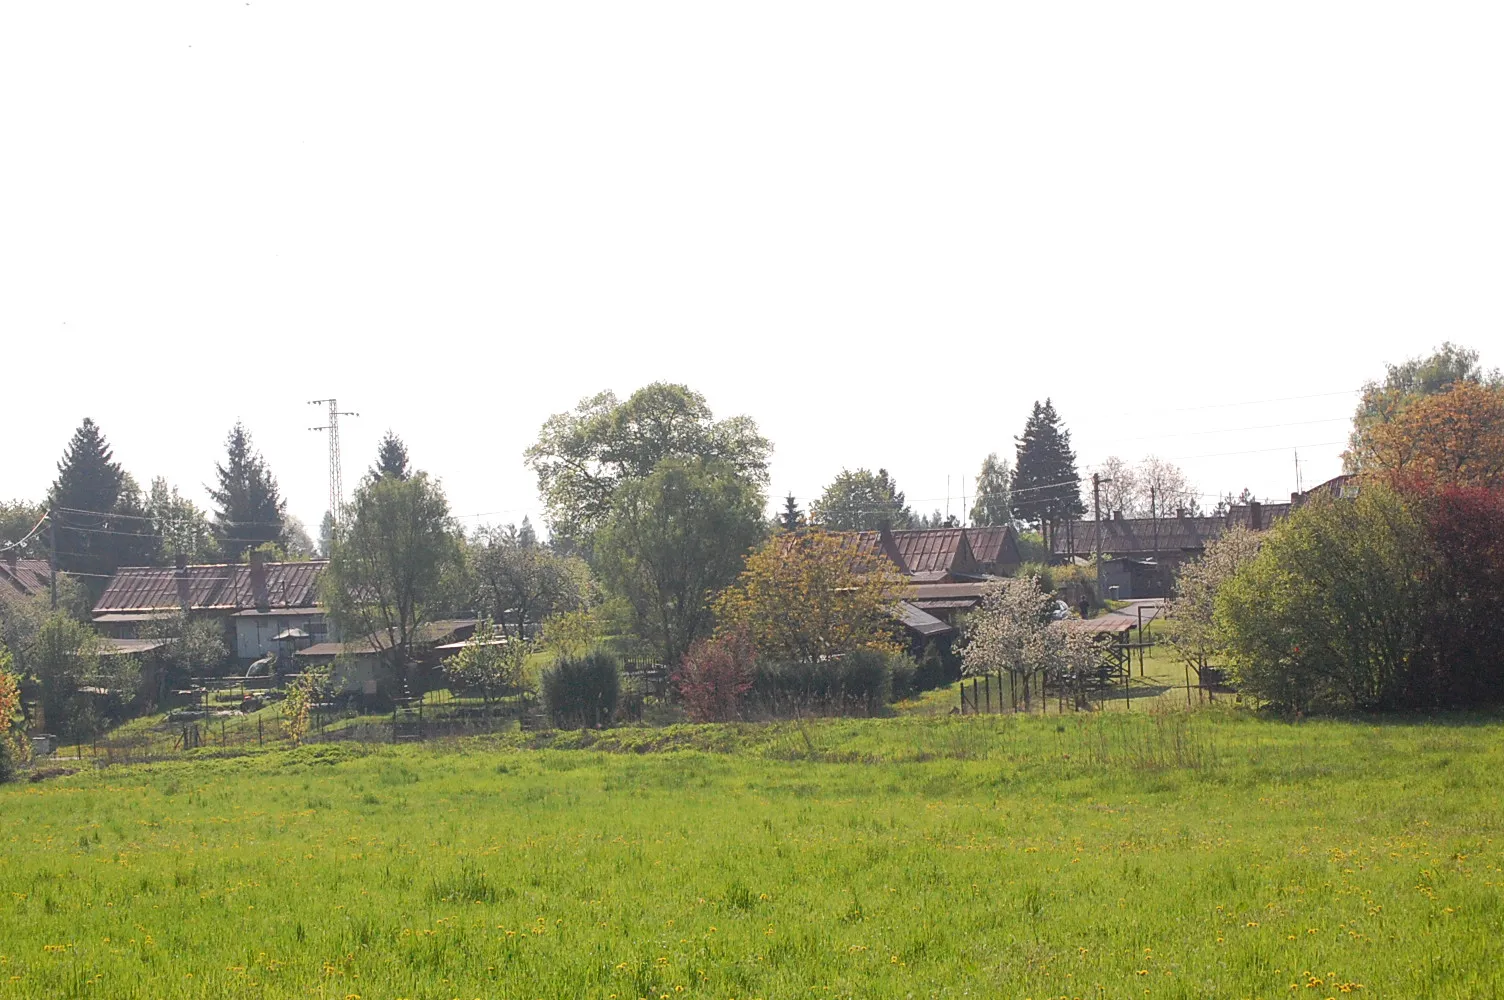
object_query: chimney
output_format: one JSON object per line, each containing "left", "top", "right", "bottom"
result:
{"left": 3, "top": 549, "right": 16, "bottom": 570}
{"left": 1112, "top": 510, "right": 1124, "bottom": 522}
{"left": 175, "top": 553, "right": 191, "bottom": 613}
{"left": 249, "top": 548, "right": 269, "bottom": 610}
{"left": 1176, "top": 507, "right": 1186, "bottom": 519}
{"left": 1248, "top": 500, "right": 1263, "bottom": 531}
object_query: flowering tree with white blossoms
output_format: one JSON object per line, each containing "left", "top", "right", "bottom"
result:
{"left": 963, "top": 577, "right": 1103, "bottom": 708}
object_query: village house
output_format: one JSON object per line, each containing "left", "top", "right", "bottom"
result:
{"left": 92, "top": 552, "right": 330, "bottom": 666}
{"left": 0, "top": 553, "right": 52, "bottom": 606}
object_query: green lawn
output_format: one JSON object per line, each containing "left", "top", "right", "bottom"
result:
{"left": 3, "top": 710, "right": 1503, "bottom": 998}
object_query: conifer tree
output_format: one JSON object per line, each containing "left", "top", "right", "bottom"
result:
{"left": 780, "top": 493, "right": 804, "bottom": 532}
{"left": 47, "top": 419, "right": 157, "bottom": 578}
{"left": 1010, "top": 400, "right": 1083, "bottom": 548}
{"left": 208, "top": 423, "right": 286, "bottom": 562}
{"left": 369, "top": 431, "right": 411, "bottom": 482}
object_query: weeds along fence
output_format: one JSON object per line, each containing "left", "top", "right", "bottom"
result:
{"left": 40, "top": 689, "right": 544, "bottom": 768}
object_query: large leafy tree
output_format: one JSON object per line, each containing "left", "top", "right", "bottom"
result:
{"left": 712, "top": 530, "right": 906, "bottom": 663}
{"left": 208, "top": 423, "right": 287, "bottom": 562}
{"left": 1011, "top": 400, "right": 1084, "bottom": 545}
{"left": 1163, "top": 527, "right": 1263, "bottom": 684}
{"left": 0, "top": 500, "right": 44, "bottom": 548}
{"left": 322, "top": 472, "right": 463, "bottom": 687}
{"left": 369, "top": 431, "right": 411, "bottom": 482}
{"left": 1366, "top": 381, "right": 1504, "bottom": 488}
{"left": 467, "top": 523, "right": 590, "bottom": 639}
{"left": 145, "top": 477, "right": 219, "bottom": 564}
{"left": 525, "top": 383, "right": 770, "bottom": 552}
{"left": 1216, "top": 481, "right": 1432, "bottom": 712}
{"left": 48, "top": 419, "right": 158, "bottom": 579}
{"left": 970, "top": 453, "right": 1013, "bottom": 526}
{"left": 1346, "top": 342, "right": 1499, "bottom": 471}
{"left": 810, "top": 468, "right": 913, "bottom": 531}
{"left": 594, "top": 458, "right": 765, "bottom": 665}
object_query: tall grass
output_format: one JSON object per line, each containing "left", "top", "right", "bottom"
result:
{"left": 1, "top": 711, "right": 1503, "bottom": 997}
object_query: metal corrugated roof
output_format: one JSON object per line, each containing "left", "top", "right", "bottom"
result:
{"left": 0, "top": 557, "right": 52, "bottom": 601}
{"left": 99, "top": 637, "right": 173, "bottom": 656}
{"left": 895, "top": 601, "right": 955, "bottom": 637}
{"left": 1063, "top": 616, "right": 1135, "bottom": 635}
{"left": 890, "top": 529, "right": 981, "bottom": 577}
{"left": 93, "top": 561, "right": 328, "bottom": 614}
{"left": 906, "top": 582, "right": 987, "bottom": 600}
{"left": 964, "top": 525, "right": 1020, "bottom": 568}
{"left": 1052, "top": 518, "right": 1229, "bottom": 557}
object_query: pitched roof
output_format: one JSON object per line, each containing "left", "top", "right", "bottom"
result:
{"left": 1052, "top": 518, "right": 1230, "bottom": 557}
{"left": 964, "top": 525, "right": 1021, "bottom": 568}
{"left": 848, "top": 529, "right": 908, "bottom": 574}
{"left": 0, "top": 557, "right": 52, "bottom": 602}
{"left": 895, "top": 601, "right": 955, "bottom": 637}
{"left": 93, "top": 561, "right": 327, "bottom": 615}
{"left": 890, "top": 529, "right": 981, "bottom": 578}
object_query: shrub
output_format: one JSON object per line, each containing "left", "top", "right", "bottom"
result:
{"left": 888, "top": 654, "right": 918, "bottom": 702}
{"left": 675, "top": 633, "right": 755, "bottom": 723}
{"left": 749, "top": 650, "right": 892, "bottom": 717}
{"left": 1217, "top": 480, "right": 1431, "bottom": 712}
{"left": 913, "top": 641, "right": 948, "bottom": 692}
{"left": 542, "top": 652, "right": 621, "bottom": 729}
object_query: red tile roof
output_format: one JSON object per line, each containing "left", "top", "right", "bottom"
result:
{"left": 93, "top": 561, "right": 327, "bottom": 614}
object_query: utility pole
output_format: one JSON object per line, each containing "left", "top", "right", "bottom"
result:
{"left": 1150, "top": 485, "right": 1158, "bottom": 556}
{"left": 1092, "top": 473, "right": 1111, "bottom": 601}
{"left": 309, "top": 399, "right": 359, "bottom": 523}
{"left": 47, "top": 508, "right": 58, "bottom": 610}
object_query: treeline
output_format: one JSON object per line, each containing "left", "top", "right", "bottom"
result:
{"left": 1168, "top": 343, "right": 1504, "bottom": 712}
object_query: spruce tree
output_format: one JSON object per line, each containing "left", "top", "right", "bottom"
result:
{"left": 1010, "top": 400, "right": 1083, "bottom": 547}
{"left": 208, "top": 423, "right": 287, "bottom": 562}
{"left": 780, "top": 493, "right": 804, "bottom": 532}
{"left": 370, "top": 431, "right": 411, "bottom": 482}
{"left": 47, "top": 419, "right": 157, "bottom": 579}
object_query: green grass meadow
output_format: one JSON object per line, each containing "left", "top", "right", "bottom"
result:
{"left": 3, "top": 710, "right": 1503, "bottom": 999}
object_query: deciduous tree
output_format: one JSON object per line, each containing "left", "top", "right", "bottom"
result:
{"left": 810, "top": 468, "right": 913, "bottom": 531}
{"left": 713, "top": 529, "right": 906, "bottom": 663}
{"left": 970, "top": 453, "right": 1014, "bottom": 527}
{"left": 526, "top": 383, "right": 770, "bottom": 551}
{"left": 1216, "top": 482, "right": 1431, "bottom": 711}
{"left": 468, "top": 524, "right": 589, "bottom": 638}
{"left": 323, "top": 472, "right": 463, "bottom": 688}
{"left": 146, "top": 478, "right": 219, "bottom": 564}
{"left": 594, "top": 458, "right": 765, "bottom": 665}
{"left": 1366, "top": 381, "right": 1504, "bottom": 488}
{"left": 1163, "top": 526, "right": 1263, "bottom": 683}
{"left": 1346, "top": 342, "right": 1498, "bottom": 471}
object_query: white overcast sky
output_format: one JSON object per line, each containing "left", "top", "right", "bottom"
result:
{"left": 2, "top": 3, "right": 1500, "bottom": 535}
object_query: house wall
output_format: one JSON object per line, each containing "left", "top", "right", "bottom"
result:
{"left": 233, "top": 613, "right": 331, "bottom": 662}
{"left": 329, "top": 653, "right": 394, "bottom": 696}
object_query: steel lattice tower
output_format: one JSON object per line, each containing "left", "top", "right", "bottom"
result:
{"left": 309, "top": 398, "right": 359, "bottom": 522}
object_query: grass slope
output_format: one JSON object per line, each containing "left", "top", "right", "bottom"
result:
{"left": 2, "top": 711, "right": 1502, "bottom": 999}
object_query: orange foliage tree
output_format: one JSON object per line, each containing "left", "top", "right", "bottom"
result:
{"left": 711, "top": 530, "right": 907, "bottom": 662}
{"left": 1368, "top": 381, "right": 1504, "bottom": 488}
